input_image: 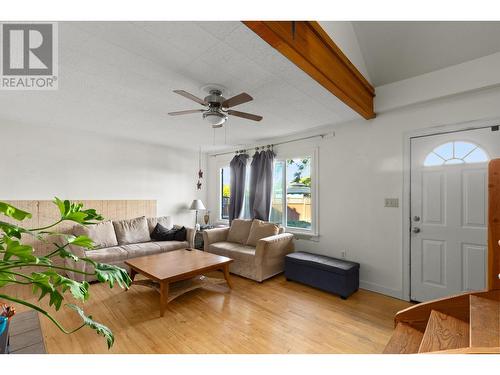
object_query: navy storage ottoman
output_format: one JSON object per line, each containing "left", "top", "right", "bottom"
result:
{"left": 285, "top": 252, "right": 360, "bottom": 299}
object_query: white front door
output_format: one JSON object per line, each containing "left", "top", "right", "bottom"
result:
{"left": 410, "top": 127, "right": 500, "bottom": 302}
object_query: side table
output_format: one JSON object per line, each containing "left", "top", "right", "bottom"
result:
{"left": 194, "top": 225, "right": 214, "bottom": 250}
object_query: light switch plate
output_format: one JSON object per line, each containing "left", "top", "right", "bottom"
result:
{"left": 385, "top": 198, "right": 399, "bottom": 208}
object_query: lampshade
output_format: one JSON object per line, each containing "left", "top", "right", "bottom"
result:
{"left": 189, "top": 199, "right": 206, "bottom": 210}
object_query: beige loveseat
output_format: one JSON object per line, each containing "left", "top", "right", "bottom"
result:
{"left": 203, "top": 219, "right": 294, "bottom": 282}
{"left": 65, "top": 216, "right": 195, "bottom": 282}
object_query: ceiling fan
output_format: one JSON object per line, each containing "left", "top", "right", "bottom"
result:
{"left": 168, "top": 88, "right": 263, "bottom": 128}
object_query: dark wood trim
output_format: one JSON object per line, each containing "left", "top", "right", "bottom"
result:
{"left": 242, "top": 21, "right": 375, "bottom": 120}
{"left": 488, "top": 159, "right": 500, "bottom": 290}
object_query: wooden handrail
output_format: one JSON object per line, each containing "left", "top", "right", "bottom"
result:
{"left": 488, "top": 159, "right": 500, "bottom": 290}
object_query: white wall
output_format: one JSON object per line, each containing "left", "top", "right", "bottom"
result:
{"left": 0, "top": 121, "right": 206, "bottom": 227}
{"left": 207, "top": 85, "right": 500, "bottom": 299}
{"left": 319, "top": 21, "right": 371, "bottom": 82}
{"left": 376, "top": 52, "right": 500, "bottom": 112}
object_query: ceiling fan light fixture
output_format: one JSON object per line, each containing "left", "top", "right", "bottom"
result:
{"left": 203, "top": 110, "right": 227, "bottom": 127}
{"left": 169, "top": 87, "right": 262, "bottom": 125}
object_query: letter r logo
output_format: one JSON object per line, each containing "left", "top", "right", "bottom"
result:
{"left": 2, "top": 24, "right": 53, "bottom": 75}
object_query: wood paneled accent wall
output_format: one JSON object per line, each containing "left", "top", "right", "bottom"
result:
{"left": 2, "top": 200, "right": 156, "bottom": 260}
{"left": 488, "top": 160, "right": 500, "bottom": 290}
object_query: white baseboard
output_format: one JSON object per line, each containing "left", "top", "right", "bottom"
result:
{"left": 359, "top": 280, "right": 405, "bottom": 300}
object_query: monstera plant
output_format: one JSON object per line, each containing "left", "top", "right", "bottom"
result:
{"left": 0, "top": 198, "right": 131, "bottom": 349}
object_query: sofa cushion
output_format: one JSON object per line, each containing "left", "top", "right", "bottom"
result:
{"left": 147, "top": 216, "right": 173, "bottom": 233}
{"left": 84, "top": 246, "right": 128, "bottom": 263}
{"left": 207, "top": 241, "right": 256, "bottom": 263}
{"left": 152, "top": 241, "right": 189, "bottom": 252}
{"left": 245, "top": 220, "right": 279, "bottom": 246}
{"left": 72, "top": 221, "right": 118, "bottom": 249}
{"left": 227, "top": 219, "right": 253, "bottom": 244}
{"left": 120, "top": 242, "right": 163, "bottom": 257}
{"left": 150, "top": 223, "right": 176, "bottom": 241}
{"left": 113, "top": 216, "right": 150, "bottom": 245}
{"left": 285, "top": 252, "right": 360, "bottom": 275}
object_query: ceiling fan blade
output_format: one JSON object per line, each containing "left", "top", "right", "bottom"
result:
{"left": 168, "top": 109, "right": 204, "bottom": 116}
{"left": 222, "top": 93, "right": 253, "bottom": 108}
{"left": 173, "top": 90, "right": 207, "bottom": 105}
{"left": 228, "top": 110, "right": 263, "bottom": 122}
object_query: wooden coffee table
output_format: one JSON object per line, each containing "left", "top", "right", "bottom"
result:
{"left": 124, "top": 249, "right": 233, "bottom": 317}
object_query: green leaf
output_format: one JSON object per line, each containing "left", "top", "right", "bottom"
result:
{"left": 49, "top": 289, "right": 64, "bottom": 310}
{"left": 0, "top": 272, "right": 16, "bottom": 287}
{"left": 53, "top": 274, "right": 90, "bottom": 302}
{"left": 36, "top": 256, "right": 52, "bottom": 266}
{"left": 0, "top": 202, "right": 32, "bottom": 221}
{"left": 3, "top": 235, "right": 36, "bottom": 262}
{"left": 54, "top": 244, "right": 80, "bottom": 262}
{"left": 67, "top": 235, "right": 95, "bottom": 249}
{"left": 53, "top": 198, "right": 104, "bottom": 224}
{"left": 54, "top": 197, "right": 67, "bottom": 217}
{"left": 31, "top": 270, "right": 89, "bottom": 304}
{"left": 67, "top": 304, "right": 115, "bottom": 349}
{"left": 31, "top": 272, "right": 56, "bottom": 304}
{"left": 30, "top": 271, "right": 89, "bottom": 310}
{"left": 0, "top": 220, "right": 28, "bottom": 239}
{"left": 94, "top": 263, "right": 131, "bottom": 289}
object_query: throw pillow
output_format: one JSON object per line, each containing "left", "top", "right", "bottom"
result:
{"left": 72, "top": 221, "right": 118, "bottom": 250}
{"left": 227, "top": 219, "right": 253, "bottom": 244}
{"left": 245, "top": 219, "right": 279, "bottom": 246}
{"left": 146, "top": 216, "right": 173, "bottom": 233}
{"left": 150, "top": 223, "right": 177, "bottom": 241}
{"left": 173, "top": 226, "right": 187, "bottom": 241}
{"left": 112, "top": 216, "right": 150, "bottom": 245}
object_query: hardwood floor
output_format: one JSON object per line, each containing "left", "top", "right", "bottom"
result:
{"left": 5, "top": 273, "right": 411, "bottom": 354}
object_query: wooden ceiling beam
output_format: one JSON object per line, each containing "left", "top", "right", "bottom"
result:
{"left": 243, "top": 21, "right": 376, "bottom": 120}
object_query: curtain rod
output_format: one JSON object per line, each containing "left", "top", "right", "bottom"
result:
{"left": 210, "top": 132, "right": 334, "bottom": 157}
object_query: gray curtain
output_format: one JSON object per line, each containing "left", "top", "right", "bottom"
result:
{"left": 229, "top": 153, "right": 248, "bottom": 222}
{"left": 249, "top": 149, "right": 275, "bottom": 221}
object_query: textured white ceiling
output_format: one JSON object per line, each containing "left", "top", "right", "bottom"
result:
{"left": 0, "top": 22, "right": 358, "bottom": 151}
{"left": 352, "top": 21, "right": 500, "bottom": 86}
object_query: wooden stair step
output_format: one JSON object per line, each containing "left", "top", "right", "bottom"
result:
{"left": 383, "top": 322, "right": 424, "bottom": 354}
{"left": 470, "top": 291, "right": 500, "bottom": 347}
{"left": 427, "top": 346, "right": 500, "bottom": 354}
{"left": 418, "top": 310, "right": 469, "bottom": 353}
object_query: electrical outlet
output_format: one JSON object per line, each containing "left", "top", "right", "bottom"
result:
{"left": 341, "top": 250, "right": 347, "bottom": 259}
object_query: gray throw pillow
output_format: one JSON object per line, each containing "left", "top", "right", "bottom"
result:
{"left": 72, "top": 221, "right": 118, "bottom": 250}
{"left": 113, "top": 216, "right": 150, "bottom": 245}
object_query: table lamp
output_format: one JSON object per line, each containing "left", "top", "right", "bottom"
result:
{"left": 189, "top": 199, "right": 206, "bottom": 229}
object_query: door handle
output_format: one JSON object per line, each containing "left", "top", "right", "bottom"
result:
{"left": 412, "top": 227, "right": 421, "bottom": 234}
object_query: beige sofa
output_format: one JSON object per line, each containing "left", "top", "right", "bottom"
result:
{"left": 65, "top": 216, "right": 195, "bottom": 282}
{"left": 203, "top": 219, "right": 294, "bottom": 282}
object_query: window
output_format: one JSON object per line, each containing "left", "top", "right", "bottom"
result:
{"left": 271, "top": 157, "right": 314, "bottom": 232}
{"left": 424, "top": 141, "right": 489, "bottom": 167}
{"left": 220, "top": 166, "right": 230, "bottom": 220}
{"left": 219, "top": 152, "right": 316, "bottom": 234}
